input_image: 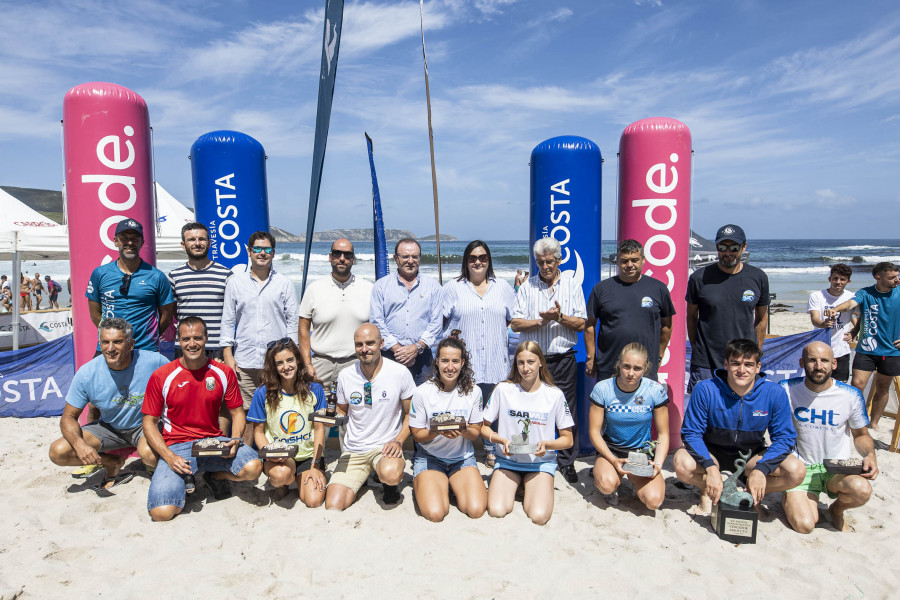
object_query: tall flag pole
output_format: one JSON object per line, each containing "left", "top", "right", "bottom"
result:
{"left": 302, "top": 0, "right": 345, "bottom": 295}
{"left": 365, "top": 133, "right": 390, "bottom": 280}
{"left": 419, "top": 0, "right": 443, "bottom": 284}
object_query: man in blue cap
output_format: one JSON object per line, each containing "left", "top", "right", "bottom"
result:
{"left": 685, "top": 224, "right": 770, "bottom": 390}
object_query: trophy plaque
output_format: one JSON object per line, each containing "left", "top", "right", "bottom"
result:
{"left": 191, "top": 438, "right": 231, "bottom": 457}
{"left": 710, "top": 449, "right": 757, "bottom": 544}
{"left": 623, "top": 451, "right": 655, "bottom": 478}
{"left": 309, "top": 408, "right": 347, "bottom": 427}
{"left": 823, "top": 458, "right": 864, "bottom": 475}
{"left": 258, "top": 441, "right": 300, "bottom": 460}
{"left": 429, "top": 411, "right": 468, "bottom": 432}
{"left": 508, "top": 415, "right": 537, "bottom": 454}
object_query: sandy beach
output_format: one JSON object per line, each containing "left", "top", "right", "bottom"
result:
{"left": 1, "top": 310, "right": 897, "bottom": 599}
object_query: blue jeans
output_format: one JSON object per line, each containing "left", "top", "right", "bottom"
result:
{"left": 147, "top": 437, "right": 260, "bottom": 511}
{"left": 412, "top": 449, "right": 477, "bottom": 478}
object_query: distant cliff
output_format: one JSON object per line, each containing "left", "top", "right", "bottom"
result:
{"left": 271, "top": 227, "right": 456, "bottom": 242}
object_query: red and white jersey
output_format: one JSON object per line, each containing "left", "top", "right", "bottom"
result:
{"left": 142, "top": 359, "right": 241, "bottom": 446}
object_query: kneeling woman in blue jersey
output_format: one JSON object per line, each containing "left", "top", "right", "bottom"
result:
{"left": 482, "top": 341, "right": 573, "bottom": 525}
{"left": 589, "top": 342, "right": 669, "bottom": 510}
{"left": 247, "top": 339, "right": 327, "bottom": 507}
{"left": 409, "top": 332, "right": 487, "bottom": 521}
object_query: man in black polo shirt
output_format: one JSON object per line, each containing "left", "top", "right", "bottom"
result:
{"left": 686, "top": 224, "right": 769, "bottom": 390}
{"left": 585, "top": 239, "right": 675, "bottom": 381}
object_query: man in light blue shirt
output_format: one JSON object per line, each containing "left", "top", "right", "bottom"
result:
{"left": 221, "top": 231, "right": 299, "bottom": 443}
{"left": 49, "top": 318, "right": 168, "bottom": 487}
{"left": 370, "top": 238, "right": 443, "bottom": 385}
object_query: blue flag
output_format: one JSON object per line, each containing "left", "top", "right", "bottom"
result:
{"left": 365, "top": 133, "right": 389, "bottom": 280}
{"left": 302, "top": 0, "right": 345, "bottom": 295}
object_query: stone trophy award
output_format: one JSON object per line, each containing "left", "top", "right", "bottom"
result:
{"left": 258, "top": 441, "right": 300, "bottom": 460}
{"left": 710, "top": 449, "right": 758, "bottom": 544}
{"left": 508, "top": 415, "right": 537, "bottom": 455}
{"left": 823, "top": 458, "right": 864, "bottom": 475}
{"left": 429, "top": 411, "right": 468, "bottom": 432}
{"left": 623, "top": 441, "right": 657, "bottom": 477}
{"left": 191, "top": 437, "right": 232, "bottom": 457}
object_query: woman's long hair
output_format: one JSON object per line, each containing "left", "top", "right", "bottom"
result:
{"left": 457, "top": 240, "right": 495, "bottom": 282}
{"left": 431, "top": 330, "right": 475, "bottom": 395}
{"left": 505, "top": 341, "right": 555, "bottom": 387}
{"left": 261, "top": 338, "right": 313, "bottom": 413}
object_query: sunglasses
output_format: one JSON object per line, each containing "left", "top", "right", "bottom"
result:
{"left": 716, "top": 244, "right": 742, "bottom": 253}
{"left": 250, "top": 246, "right": 274, "bottom": 255}
{"left": 331, "top": 250, "right": 354, "bottom": 260}
{"left": 266, "top": 337, "right": 292, "bottom": 349}
{"left": 467, "top": 254, "right": 489, "bottom": 264}
{"left": 364, "top": 381, "right": 372, "bottom": 406}
{"left": 120, "top": 274, "right": 132, "bottom": 296}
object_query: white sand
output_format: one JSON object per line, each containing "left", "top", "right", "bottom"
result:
{"left": 1, "top": 311, "right": 898, "bottom": 598}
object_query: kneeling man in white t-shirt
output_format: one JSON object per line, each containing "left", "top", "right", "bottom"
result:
{"left": 325, "top": 323, "right": 416, "bottom": 510}
{"left": 781, "top": 341, "right": 879, "bottom": 533}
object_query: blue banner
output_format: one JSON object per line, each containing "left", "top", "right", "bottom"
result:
{"left": 302, "top": 0, "right": 345, "bottom": 295}
{"left": 0, "top": 334, "right": 75, "bottom": 417}
{"left": 365, "top": 133, "right": 390, "bottom": 280}
{"left": 685, "top": 328, "right": 831, "bottom": 390}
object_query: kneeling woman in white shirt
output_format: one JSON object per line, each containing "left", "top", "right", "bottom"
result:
{"left": 482, "top": 341, "right": 574, "bottom": 525}
{"left": 409, "top": 331, "right": 487, "bottom": 521}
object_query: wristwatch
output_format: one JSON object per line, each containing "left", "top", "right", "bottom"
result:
{"left": 416, "top": 342, "right": 425, "bottom": 354}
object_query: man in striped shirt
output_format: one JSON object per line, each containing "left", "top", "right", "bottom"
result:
{"left": 511, "top": 237, "right": 586, "bottom": 484}
{"left": 167, "top": 222, "right": 233, "bottom": 360}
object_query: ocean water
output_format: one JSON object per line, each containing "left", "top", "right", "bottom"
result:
{"left": 5, "top": 238, "right": 899, "bottom": 311}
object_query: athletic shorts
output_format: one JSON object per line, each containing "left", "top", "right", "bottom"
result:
{"left": 834, "top": 354, "right": 850, "bottom": 382}
{"left": 786, "top": 463, "right": 838, "bottom": 499}
{"left": 604, "top": 442, "right": 655, "bottom": 461}
{"left": 82, "top": 420, "right": 143, "bottom": 451}
{"left": 329, "top": 448, "right": 391, "bottom": 493}
{"left": 49, "top": 294, "right": 58, "bottom": 302}
{"left": 853, "top": 353, "right": 900, "bottom": 377}
{"left": 412, "top": 449, "right": 477, "bottom": 478}
{"left": 494, "top": 456, "right": 557, "bottom": 475}
{"left": 294, "top": 456, "right": 326, "bottom": 475}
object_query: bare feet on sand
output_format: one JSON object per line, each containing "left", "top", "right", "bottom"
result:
{"left": 689, "top": 494, "right": 713, "bottom": 516}
{"left": 829, "top": 503, "right": 853, "bottom": 532}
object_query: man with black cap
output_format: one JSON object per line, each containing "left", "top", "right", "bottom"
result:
{"left": 685, "top": 224, "right": 770, "bottom": 390}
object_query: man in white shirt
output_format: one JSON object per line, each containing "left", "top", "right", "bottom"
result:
{"left": 511, "top": 237, "right": 586, "bottom": 484}
{"left": 298, "top": 238, "right": 373, "bottom": 387}
{"left": 807, "top": 263, "right": 858, "bottom": 382}
{"left": 325, "top": 323, "right": 416, "bottom": 510}
{"left": 781, "top": 341, "right": 878, "bottom": 533}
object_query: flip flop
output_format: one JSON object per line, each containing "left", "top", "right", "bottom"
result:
{"left": 72, "top": 464, "right": 101, "bottom": 479}
{"left": 91, "top": 472, "right": 134, "bottom": 495}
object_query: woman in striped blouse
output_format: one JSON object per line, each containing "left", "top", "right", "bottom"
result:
{"left": 441, "top": 241, "right": 516, "bottom": 467}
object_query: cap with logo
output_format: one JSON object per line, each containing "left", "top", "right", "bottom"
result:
{"left": 114, "top": 219, "right": 144, "bottom": 238}
{"left": 715, "top": 224, "right": 746, "bottom": 245}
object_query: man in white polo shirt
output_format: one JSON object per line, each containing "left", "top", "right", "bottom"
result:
{"left": 298, "top": 238, "right": 373, "bottom": 387}
{"left": 325, "top": 323, "right": 416, "bottom": 509}
{"left": 781, "top": 341, "right": 878, "bottom": 533}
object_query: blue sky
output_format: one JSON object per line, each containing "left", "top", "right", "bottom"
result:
{"left": 1, "top": 0, "right": 899, "bottom": 241}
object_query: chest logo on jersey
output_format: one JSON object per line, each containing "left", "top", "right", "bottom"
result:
{"left": 280, "top": 410, "right": 307, "bottom": 435}
{"left": 640, "top": 296, "right": 653, "bottom": 308}
{"left": 349, "top": 392, "right": 363, "bottom": 405}
{"left": 634, "top": 395, "right": 646, "bottom": 405}
{"left": 742, "top": 289, "right": 756, "bottom": 302}
{"left": 794, "top": 407, "right": 840, "bottom": 426}
{"left": 205, "top": 377, "right": 215, "bottom": 391}
{"left": 752, "top": 410, "right": 768, "bottom": 417}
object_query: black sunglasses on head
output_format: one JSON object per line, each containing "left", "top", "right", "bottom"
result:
{"left": 266, "top": 337, "right": 292, "bottom": 349}
{"left": 120, "top": 274, "right": 132, "bottom": 296}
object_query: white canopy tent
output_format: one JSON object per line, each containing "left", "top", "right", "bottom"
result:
{"left": 0, "top": 183, "right": 196, "bottom": 350}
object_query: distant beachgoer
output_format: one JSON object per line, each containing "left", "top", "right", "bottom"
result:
{"left": 298, "top": 238, "right": 372, "bottom": 387}
{"left": 20, "top": 274, "right": 32, "bottom": 312}
{"left": 31, "top": 273, "right": 44, "bottom": 310}
{"left": 514, "top": 269, "right": 525, "bottom": 292}
{"left": 482, "top": 341, "right": 574, "bottom": 525}
{"left": 370, "top": 238, "right": 443, "bottom": 385}
{"left": 826, "top": 261, "right": 900, "bottom": 430}
{"left": 48, "top": 318, "right": 167, "bottom": 488}
{"left": 45, "top": 275, "right": 61, "bottom": 309}
{"left": 325, "top": 324, "right": 415, "bottom": 510}
{"left": 221, "top": 231, "right": 298, "bottom": 444}
{"left": 0, "top": 276, "right": 10, "bottom": 312}
{"left": 674, "top": 339, "right": 805, "bottom": 515}
{"left": 781, "top": 342, "right": 877, "bottom": 533}
{"left": 585, "top": 239, "right": 675, "bottom": 382}
{"left": 686, "top": 224, "right": 770, "bottom": 390}
{"left": 510, "top": 237, "right": 586, "bottom": 485}
{"left": 142, "top": 317, "right": 262, "bottom": 522}
{"left": 167, "top": 222, "right": 232, "bottom": 361}
{"left": 440, "top": 240, "right": 515, "bottom": 468}
{"left": 247, "top": 338, "right": 327, "bottom": 507}
{"left": 807, "top": 263, "right": 859, "bottom": 382}
{"left": 589, "top": 343, "right": 669, "bottom": 510}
